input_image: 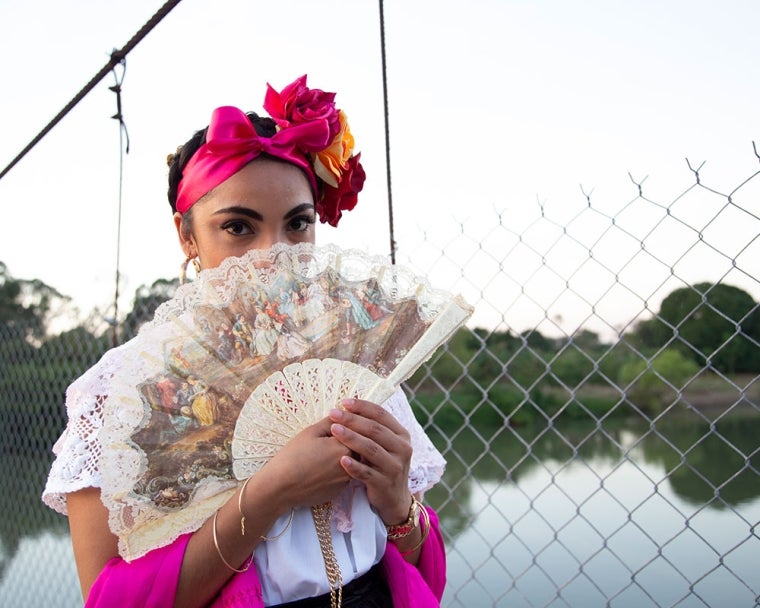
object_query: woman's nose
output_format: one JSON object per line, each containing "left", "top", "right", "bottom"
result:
{"left": 257, "top": 229, "right": 287, "bottom": 251}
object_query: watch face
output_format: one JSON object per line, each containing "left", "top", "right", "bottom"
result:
{"left": 411, "top": 502, "right": 421, "bottom": 527}
{"left": 386, "top": 498, "right": 421, "bottom": 539}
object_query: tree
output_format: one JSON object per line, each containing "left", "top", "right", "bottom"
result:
{"left": 469, "top": 328, "right": 521, "bottom": 383}
{"left": 618, "top": 348, "right": 700, "bottom": 415}
{"left": 410, "top": 327, "right": 475, "bottom": 390}
{"left": 120, "top": 277, "right": 180, "bottom": 341}
{"left": 0, "top": 261, "right": 69, "bottom": 343}
{"left": 637, "top": 282, "right": 760, "bottom": 373}
{"left": 549, "top": 329, "right": 606, "bottom": 387}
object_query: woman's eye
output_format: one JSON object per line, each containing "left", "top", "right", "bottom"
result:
{"left": 289, "top": 215, "right": 316, "bottom": 232}
{"left": 222, "top": 221, "right": 252, "bottom": 235}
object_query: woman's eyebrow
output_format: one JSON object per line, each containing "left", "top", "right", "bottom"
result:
{"left": 211, "top": 206, "right": 264, "bottom": 221}
{"left": 210, "top": 203, "right": 314, "bottom": 221}
{"left": 284, "top": 203, "right": 316, "bottom": 219}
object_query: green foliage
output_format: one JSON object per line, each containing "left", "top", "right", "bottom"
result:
{"left": 0, "top": 261, "right": 69, "bottom": 343}
{"left": 121, "top": 278, "right": 180, "bottom": 341}
{"left": 597, "top": 340, "right": 641, "bottom": 382}
{"left": 410, "top": 327, "right": 484, "bottom": 393}
{"left": 2, "top": 258, "right": 759, "bottom": 441}
{"left": 467, "top": 327, "right": 520, "bottom": 382}
{"left": 641, "top": 282, "right": 760, "bottom": 373}
{"left": 618, "top": 348, "right": 700, "bottom": 415}
{"left": 40, "top": 327, "right": 110, "bottom": 369}
{"left": 549, "top": 346, "right": 596, "bottom": 388}
{"left": 507, "top": 346, "right": 549, "bottom": 388}
{"left": 521, "top": 329, "right": 557, "bottom": 352}
{"left": 485, "top": 384, "right": 532, "bottom": 425}
{"left": 410, "top": 382, "right": 509, "bottom": 433}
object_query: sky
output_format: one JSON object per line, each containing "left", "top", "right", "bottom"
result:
{"left": 0, "top": 0, "right": 758, "bottom": 333}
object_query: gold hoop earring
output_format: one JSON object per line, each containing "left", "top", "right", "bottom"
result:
{"left": 180, "top": 255, "right": 200, "bottom": 285}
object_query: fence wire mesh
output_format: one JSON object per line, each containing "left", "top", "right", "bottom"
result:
{"left": 1, "top": 155, "right": 759, "bottom": 607}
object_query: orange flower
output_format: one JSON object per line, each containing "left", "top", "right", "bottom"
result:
{"left": 313, "top": 111, "right": 354, "bottom": 188}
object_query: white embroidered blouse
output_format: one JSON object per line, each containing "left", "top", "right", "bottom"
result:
{"left": 42, "top": 340, "right": 446, "bottom": 604}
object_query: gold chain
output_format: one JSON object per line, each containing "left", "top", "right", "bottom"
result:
{"left": 311, "top": 502, "right": 343, "bottom": 608}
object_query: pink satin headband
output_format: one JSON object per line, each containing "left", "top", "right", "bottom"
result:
{"left": 175, "top": 75, "right": 366, "bottom": 227}
{"left": 175, "top": 106, "right": 326, "bottom": 214}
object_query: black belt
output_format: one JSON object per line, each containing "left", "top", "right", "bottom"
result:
{"left": 269, "top": 564, "right": 393, "bottom": 608}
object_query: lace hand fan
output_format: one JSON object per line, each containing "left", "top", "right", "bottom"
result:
{"left": 99, "top": 242, "right": 472, "bottom": 561}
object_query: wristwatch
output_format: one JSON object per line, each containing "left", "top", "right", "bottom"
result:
{"left": 385, "top": 497, "right": 421, "bottom": 540}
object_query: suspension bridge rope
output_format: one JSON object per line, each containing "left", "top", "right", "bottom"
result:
{"left": 0, "top": 0, "right": 184, "bottom": 182}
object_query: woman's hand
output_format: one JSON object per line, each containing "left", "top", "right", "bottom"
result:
{"left": 259, "top": 417, "right": 353, "bottom": 510}
{"left": 178, "top": 419, "right": 355, "bottom": 607}
{"left": 328, "top": 398, "right": 413, "bottom": 526}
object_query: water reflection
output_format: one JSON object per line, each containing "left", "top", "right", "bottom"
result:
{"left": 427, "top": 413, "right": 760, "bottom": 519}
{"left": 1, "top": 412, "right": 759, "bottom": 607}
{"left": 0, "top": 531, "right": 80, "bottom": 608}
{"left": 425, "top": 412, "right": 760, "bottom": 607}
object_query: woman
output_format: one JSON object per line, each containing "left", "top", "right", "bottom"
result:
{"left": 43, "top": 75, "right": 446, "bottom": 608}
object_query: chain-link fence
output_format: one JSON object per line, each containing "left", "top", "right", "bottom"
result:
{"left": 1, "top": 154, "right": 759, "bottom": 607}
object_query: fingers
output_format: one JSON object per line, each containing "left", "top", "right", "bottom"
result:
{"left": 338, "top": 398, "right": 408, "bottom": 435}
{"left": 328, "top": 398, "right": 411, "bottom": 478}
{"left": 306, "top": 415, "right": 339, "bottom": 438}
{"left": 330, "top": 399, "right": 410, "bottom": 454}
{"left": 328, "top": 398, "right": 413, "bottom": 524}
{"left": 265, "top": 422, "right": 352, "bottom": 507}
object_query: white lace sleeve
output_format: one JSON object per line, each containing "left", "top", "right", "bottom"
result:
{"left": 41, "top": 344, "right": 445, "bottom": 517}
{"left": 384, "top": 388, "right": 446, "bottom": 494}
{"left": 42, "top": 341, "right": 133, "bottom": 515}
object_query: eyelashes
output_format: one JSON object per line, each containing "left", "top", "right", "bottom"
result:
{"left": 220, "top": 214, "right": 315, "bottom": 236}
{"left": 289, "top": 214, "right": 316, "bottom": 232}
{"left": 221, "top": 220, "right": 252, "bottom": 236}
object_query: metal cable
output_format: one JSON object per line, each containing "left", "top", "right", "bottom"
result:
{"left": 110, "top": 60, "right": 128, "bottom": 346}
{"left": 0, "top": 0, "right": 184, "bottom": 182}
{"left": 378, "top": 0, "right": 396, "bottom": 264}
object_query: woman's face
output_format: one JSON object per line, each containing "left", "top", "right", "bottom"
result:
{"left": 174, "top": 157, "right": 316, "bottom": 270}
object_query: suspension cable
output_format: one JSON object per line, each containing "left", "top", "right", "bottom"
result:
{"left": 0, "top": 0, "right": 183, "bottom": 182}
{"left": 110, "top": 59, "right": 129, "bottom": 346}
{"left": 378, "top": 0, "right": 396, "bottom": 264}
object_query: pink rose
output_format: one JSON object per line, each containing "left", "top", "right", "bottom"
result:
{"left": 264, "top": 75, "right": 341, "bottom": 141}
{"left": 317, "top": 154, "right": 366, "bottom": 227}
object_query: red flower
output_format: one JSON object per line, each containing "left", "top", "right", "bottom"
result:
{"left": 317, "top": 154, "right": 366, "bottom": 227}
{"left": 263, "top": 75, "right": 365, "bottom": 227}
{"left": 264, "top": 75, "right": 341, "bottom": 142}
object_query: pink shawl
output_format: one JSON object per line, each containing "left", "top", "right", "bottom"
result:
{"left": 86, "top": 507, "right": 446, "bottom": 608}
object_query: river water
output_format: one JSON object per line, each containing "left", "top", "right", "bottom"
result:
{"left": 1, "top": 412, "right": 758, "bottom": 607}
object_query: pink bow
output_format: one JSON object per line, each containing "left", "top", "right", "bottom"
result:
{"left": 176, "top": 106, "right": 331, "bottom": 213}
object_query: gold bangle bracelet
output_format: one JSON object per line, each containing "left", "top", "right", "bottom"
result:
{"left": 238, "top": 475, "right": 295, "bottom": 542}
{"left": 212, "top": 509, "right": 253, "bottom": 573}
{"left": 260, "top": 507, "right": 295, "bottom": 542}
{"left": 399, "top": 503, "right": 431, "bottom": 556}
{"left": 238, "top": 476, "right": 254, "bottom": 536}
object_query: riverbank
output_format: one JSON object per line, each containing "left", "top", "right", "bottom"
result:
{"left": 411, "top": 371, "right": 760, "bottom": 431}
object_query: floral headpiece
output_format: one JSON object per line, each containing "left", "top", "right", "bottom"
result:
{"left": 176, "top": 75, "right": 365, "bottom": 227}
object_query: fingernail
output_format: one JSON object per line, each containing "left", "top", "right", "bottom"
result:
{"left": 330, "top": 408, "right": 344, "bottom": 420}
{"left": 331, "top": 423, "right": 345, "bottom": 436}
{"left": 341, "top": 398, "right": 355, "bottom": 408}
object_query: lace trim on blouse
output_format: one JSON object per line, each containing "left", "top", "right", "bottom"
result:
{"left": 42, "top": 342, "right": 446, "bottom": 517}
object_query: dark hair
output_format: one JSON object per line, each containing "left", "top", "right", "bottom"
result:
{"left": 166, "top": 111, "right": 277, "bottom": 214}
